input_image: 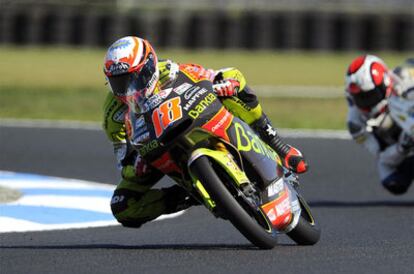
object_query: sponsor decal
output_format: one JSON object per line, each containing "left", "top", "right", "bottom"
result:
{"left": 134, "top": 131, "right": 150, "bottom": 144}
{"left": 183, "top": 88, "right": 209, "bottom": 111}
{"left": 188, "top": 93, "right": 217, "bottom": 119}
{"left": 110, "top": 195, "right": 125, "bottom": 205}
{"left": 145, "top": 72, "right": 159, "bottom": 96}
{"left": 266, "top": 208, "right": 276, "bottom": 222}
{"left": 143, "top": 96, "right": 163, "bottom": 111}
{"left": 174, "top": 83, "right": 193, "bottom": 95}
{"left": 202, "top": 107, "right": 233, "bottom": 141}
{"left": 267, "top": 178, "right": 284, "bottom": 197}
{"left": 275, "top": 196, "right": 291, "bottom": 217}
{"left": 113, "top": 105, "right": 127, "bottom": 123}
{"left": 142, "top": 88, "right": 173, "bottom": 112}
{"left": 109, "top": 62, "right": 130, "bottom": 75}
{"left": 138, "top": 140, "right": 159, "bottom": 156}
{"left": 261, "top": 189, "right": 292, "bottom": 230}
{"left": 135, "top": 115, "right": 145, "bottom": 128}
{"left": 104, "top": 100, "right": 125, "bottom": 132}
{"left": 184, "top": 86, "right": 201, "bottom": 100}
{"left": 234, "top": 122, "right": 277, "bottom": 160}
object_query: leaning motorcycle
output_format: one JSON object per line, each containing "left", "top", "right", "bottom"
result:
{"left": 126, "top": 69, "right": 321, "bottom": 249}
{"left": 388, "top": 90, "right": 414, "bottom": 143}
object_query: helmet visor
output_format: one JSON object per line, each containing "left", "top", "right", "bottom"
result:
{"left": 107, "top": 73, "right": 131, "bottom": 97}
{"left": 128, "top": 54, "right": 157, "bottom": 96}
{"left": 107, "top": 53, "right": 157, "bottom": 98}
{"left": 352, "top": 87, "right": 386, "bottom": 110}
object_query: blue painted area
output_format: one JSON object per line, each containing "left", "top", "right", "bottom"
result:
{"left": 0, "top": 171, "right": 116, "bottom": 229}
{"left": 0, "top": 205, "right": 114, "bottom": 224}
{"left": 21, "top": 188, "right": 112, "bottom": 197}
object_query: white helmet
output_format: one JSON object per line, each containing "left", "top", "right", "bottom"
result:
{"left": 345, "top": 55, "right": 394, "bottom": 117}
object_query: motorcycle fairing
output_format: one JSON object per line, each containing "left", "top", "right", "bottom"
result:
{"left": 126, "top": 70, "right": 302, "bottom": 233}
{"left": 389, "top": 93, "right": 414, "bottom": 136}
{"left": 226, "top": 117, "right": 283, "bottom": 188}
{"left": 189, "top": 147, "right": 250, "bottom": 187}
{"left": 260, "top": 179, "right": 301, "bottom": 231}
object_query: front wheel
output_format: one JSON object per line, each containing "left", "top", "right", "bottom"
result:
{"left": 287, "top": 196, "right": 321, "bottom": 245}
{"left": 190, "top": 156, "right": 278, "bottom": 249}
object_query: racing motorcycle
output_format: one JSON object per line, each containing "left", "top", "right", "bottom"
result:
{"left": 126, "top": 70, "right": 320, "bottom": 249}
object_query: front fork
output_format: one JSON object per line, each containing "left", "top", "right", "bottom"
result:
{"left": 187, "top": 145, "right": 251, "bottom": 212}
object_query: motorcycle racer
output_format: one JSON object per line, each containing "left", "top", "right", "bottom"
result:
{"left": 345, "top": 55, "right": 414, "bottom": 195}
{"left": 103, "top": 36, "right": 308, "bottom": 227}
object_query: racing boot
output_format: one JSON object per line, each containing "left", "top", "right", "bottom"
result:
{"left": 252, "top": 114, "right": 308, "bottom": 174}
{"left": 163, "top": 185, "right": 201, "bottom": 214}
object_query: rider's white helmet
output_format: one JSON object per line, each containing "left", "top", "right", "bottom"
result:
{"left": 345, "top": 55, "right": 395, "bottom": 117}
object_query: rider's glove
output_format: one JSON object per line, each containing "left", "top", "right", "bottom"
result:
{"left": 121, "top": 153, "right": 151, "bottom": 181}
{"left": 282, "top": 145, "right": 308, "bottom": 174}
{"left": 213, "top": 79, "right": 240, "bottom": 97}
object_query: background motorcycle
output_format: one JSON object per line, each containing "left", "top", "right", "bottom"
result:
{"left": 389, "top": 90, "right": 414, "bottom": 150}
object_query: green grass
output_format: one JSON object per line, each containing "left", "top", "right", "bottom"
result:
{"left": 260, "top": 97, "right": 347, "bottom": 130}
{"left": 0, "top": 47, "right": 411, "bottom": 129}
{"left": 0, "top": 86, "right": 106, "bottom": 121}
{"left": 0, "top": 85, "right": 347, "bottom": 129}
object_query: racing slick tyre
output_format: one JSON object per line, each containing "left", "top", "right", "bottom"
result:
{"left": 286, "top": 196, "right": 320, "bottom": 245}
{"left": 190, "top": 156, "right": 278, "bottom": 249}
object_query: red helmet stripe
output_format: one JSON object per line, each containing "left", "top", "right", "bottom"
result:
{"left": 348, "top": 56, "right": 366, "bottom": 75}
{"left": 370, "top": 62, "right": 385, "bottom": 86}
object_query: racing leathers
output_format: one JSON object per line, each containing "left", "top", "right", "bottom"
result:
{"left": 103, "top": 60, "right": 308, "bottom": 227}
{"left": 346, "top": 62, "right": 414, "bottom": 194}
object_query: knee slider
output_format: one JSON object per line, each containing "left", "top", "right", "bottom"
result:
{"left": 110, "top": 188, "right": 145, "bottom": 224}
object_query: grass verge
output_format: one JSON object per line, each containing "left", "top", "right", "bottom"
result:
{"left": 0, "top": 47, "right": 411, "bottom": 129}
{"left": 0, "top": 86, "right": 347, "bottom": 129}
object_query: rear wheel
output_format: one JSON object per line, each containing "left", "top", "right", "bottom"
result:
{"left": 190, "top": 156, "right": 278, "bottom": 249}
{"left": 287, "top": 196, "right": 320, "bottom": 245}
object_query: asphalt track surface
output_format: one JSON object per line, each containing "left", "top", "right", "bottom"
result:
{"left": 1, "top": 125, "right": 413, "bottom": 274}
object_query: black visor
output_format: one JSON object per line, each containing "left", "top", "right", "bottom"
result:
{"left": 108, "top": 73, "right": 131, "bottom": 97}
{"left": 352, "top": 87, "right": 386, "bottom": 110}
{"left": 108, "top": 54, "right": 156, "bottom": 98}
